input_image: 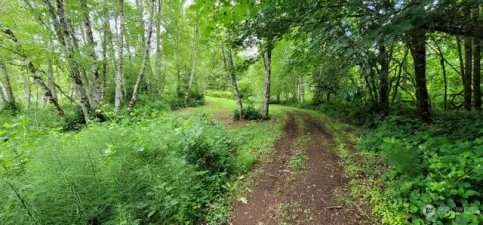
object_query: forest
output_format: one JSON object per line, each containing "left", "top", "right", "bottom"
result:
{"left": 0, "top": 0, "right": 482, "bottom": 224}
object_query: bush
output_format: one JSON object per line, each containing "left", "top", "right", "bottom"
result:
{"left": 0, "top": 114, "right": 236, "bottom": 224}
{"left": 0, "top": 103, "right": 18, "bottom": 115}
{"left": 356, "top": 112, "right": 483, "bottom": 224}
{"left": 62, "top": 105, "right": 86, "bottom": 131}
{"left": 186, "top": 92, "right": 205, "bottom": 107}
{"left": 168, "top": 94, "right": 205, "bottom": 110}
{"left": 205, "top": 90, "right": 233, "bottom": 100}
{"left": 233, "top": 105, "right": 263, "bottom": 121}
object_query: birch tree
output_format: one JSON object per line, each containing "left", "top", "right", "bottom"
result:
{"left": 0, "top": 24, "right": 64, "bottom": 117}
{"left": 81, "top": 0, "right": 101, "bottom": 109}
{"left": 222, "top": 38, "right": 243, "bottom": 120}
{"left": 128, "top": 0, "right": 156, "bottom": 111}
{"left": 114, "top": 0, "right": 125, "bottom": 114}
{"left": 0, "top": 62, "right": 16, "bottom": 109}
{"left": 185, "top": 23, "right": 199, "bottom": 101}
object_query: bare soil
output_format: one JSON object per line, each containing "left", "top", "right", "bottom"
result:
{"left": 231, "top": 113, "right": 370, "bottom": 225}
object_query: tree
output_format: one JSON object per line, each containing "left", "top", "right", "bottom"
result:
{"left": 154, "top": 0, "right": 164, "bottom": 97}
{"left": 128, "top": 0, "right": 156, "bottom": 111}
{"left": 474, "top": 39, "right": 481, "bottom": 110}
{"left": 408, "top": 29, "right": 431, "bottom": 122}
{"left": 0, "top": 24, "right": 64, "bottom": 117}
{"left": 81, "top": 0, "right": 101, "bottom": 109}
{"left": 115, "top": 0, "right": 125, "bottom": 114}
{"left": 222, "top": 36, "right": 243, "bottom": 120}
{"left": 185, "top": 22, "right": 199, "bottom": 102}
{"left": 0, "top": 62, "right": 16, "bottom": 109}
{"left": 55, "top": 0, "right": 90, "bottom": 121}
{"left": 463, "top": 37, "right": 472, "bottom": 110}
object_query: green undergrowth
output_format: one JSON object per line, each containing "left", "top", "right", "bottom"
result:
{"left": 174, "top": 97, "right": 288, "bottom": 223}
{"left": 0, "top": 94, "right": 205, "bottom": 133}
{"left": 303, "top": 106, "right": 483, "bottom": 225}
{"left": 233, "top": 105, "right": 263, "bottom": 121}
{"left": 1, "top": 113, "right": 237, "bottom": 224}
{"left": 0, "top": 96, "right": 287, "bottom": 224}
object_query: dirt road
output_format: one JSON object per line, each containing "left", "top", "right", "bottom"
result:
{"left": 231, "top": 113, "right": 369, "bottom": 225}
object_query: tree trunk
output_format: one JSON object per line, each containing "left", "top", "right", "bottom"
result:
{"left": 300, "top": 76, "right": 305, "bottom": 103}
{"left": 408, "top": 29, "right": 431, "bottom": 123}
{"left": 441, "top": 58, "right": 448, "bottom": 110}
{"left": 47, "top": 59, "right": 58, "bottom": 102}
{"left": 456, "top": 36, "right": 466, "bottom": 84}
{"left": 391, "top": 50, "right": 408, "bottom": 105}
{"left": 115, "top": 0, "right": 125, "bottom": 114}
{"left": 56, "top": 0, "right": 90, "bottom": 121}
{"left": 101, "top": 11, "right": 108, "bottom": 104}
{"left": 154, "top": 0, "right": 163, "bottom": 97}
{"left": 378, "top": 45, "right": 390, "bottom": 110}
{"left": 262, "top": 41, "right": 273, "bottom": 119}
{"left": 464, "top": 37, "right": 472, "bottom": 110}
{"left": 0, "top": 24, "right": 64, "bottom": 116}
{"left": 0, "top": 62, "right": 16, "bottom": 108}
{"left": 185, "top": 24, "right": 199, "bottom": 101}
{"left": 222, "top": 40, "right": 243, "bottom": 119}
{"left": 128, "top": 0, "right": 155, "bottom": 111}
{"left": 81, "top": 0, "right": 101, "bottom": 109}
{"left": 430, "top": 36, "right": 448, "bottom": 110}
{"left": 0, "top": 81, "right": 5, "bottom": 104}
{"left": 25, "top": 73, "right": 31, "bottom": 110}
{"left": 473, "top": 38, "right": 481, "bottom": 110}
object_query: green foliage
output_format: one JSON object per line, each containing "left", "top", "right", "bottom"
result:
{"left": 304, "top": 102, "right": 383, "bottom": 127}
{"left": 233, "top": 105, "right": 263, "bottom": 121}
{"left": 0, "top": 103, "right": 18, "bottom": 115}
{"left": 167, "top": 94, "right": 205, "bottom": 110}
{"left": 289, "top": 151, "right": 307, "bottom": 171}
{"left": 205, "top": 90, "right": 234, "bottom": 100}
{"left": 0, "top": 114, "right": 237, "bottom": 224}
{"left": 180, "top": 119, "right": 236, "bottom": 174}
{"left": 356, "top": 112, "right": 483, "bottom": 224}
{"left": 62, "top": 106, "right": 87, "bottom": 131}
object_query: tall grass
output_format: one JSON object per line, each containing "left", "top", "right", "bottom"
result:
{"left": 0, "top": 115, "right": 235, "bottom": 224}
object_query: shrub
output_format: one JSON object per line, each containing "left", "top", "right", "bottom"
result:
{"left": 62, "top": 105, "right": 86, "bottom": 131}
{"left": 205, "top": 90, "right": 233, "bottom": 100}
{"left": 233, "top": 105, "right": 263, "bottom": 121}
{"left": 0, "top": 114, "right": 236, "bottom": 224}
{"left": 356, "top": 113, "right": 483, "bottom": 224}
{"left": 186, "top": 92, "right": 205, "bottom": 107}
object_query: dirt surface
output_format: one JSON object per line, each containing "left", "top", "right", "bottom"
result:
{"left": 231, "top": 113, "right": 369, "bottom": 225}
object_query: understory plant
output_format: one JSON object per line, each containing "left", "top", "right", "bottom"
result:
{"left": 0, "top": 114, "right": 235, "bottom": 224}
{"left": 356, "top": 112, "right": 483, "bottom": 225}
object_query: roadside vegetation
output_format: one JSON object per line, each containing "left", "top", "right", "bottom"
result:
{"left": 1, "top": 97, "right": 285, "bottom": 224}
{"left": 1, "top": 0, "right": 482, "bottom": 224}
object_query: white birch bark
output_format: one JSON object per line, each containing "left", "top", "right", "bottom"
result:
{"left": 128, "top": 0, "right": 155, "bottom": 111}
{"left": 81, "top": 0, "right": 101, "bottom": 108}
{"left": 185, "top": 24, "right": 199, "bottom": 101}
{"left": 115, "top": 0, "right": 125, "bottom": 114}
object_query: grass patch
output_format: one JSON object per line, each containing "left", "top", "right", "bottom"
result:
{"left": 289, "top": 151, "right": 308, "bottom": 171}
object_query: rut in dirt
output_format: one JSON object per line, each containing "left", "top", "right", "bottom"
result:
{"left": 231, "top": 113, "right": 368, "bottom": 225}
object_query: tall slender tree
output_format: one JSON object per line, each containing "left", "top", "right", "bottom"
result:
{"left": 463, "top": 38, "right": 472, "bottom": 110}
{"left": 185, "top": 23, "right": 199, "bottom": 101}
{"left": 0, "top": 24, "right": 64, "bottom": 116}
{"left": 81, "top": 0, "right": 101, "bottom": 109}
{"left": 473, "top": 38, "right": 481, "bottom": 110}
{"left": 128, "top": 0, "right": 156, "bottom": 111}
{"left": 114, "top": 0, "right": 125, "bottom": 114}
{"left": 0, "top": 62, "right": 16, "bottom": 109}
